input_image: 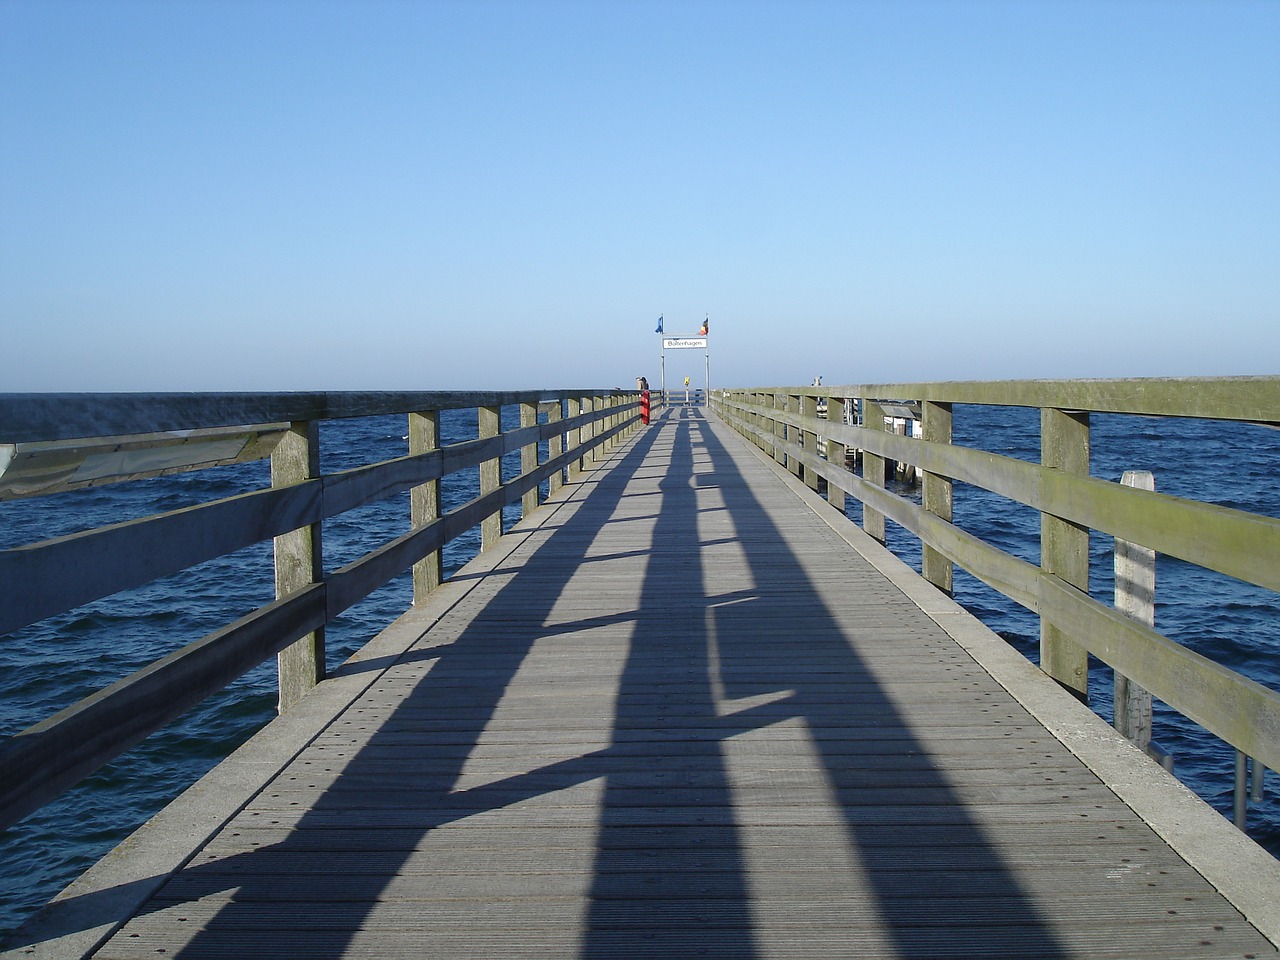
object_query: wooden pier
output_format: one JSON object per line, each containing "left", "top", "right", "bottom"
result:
{"left": 8, "top": 403, "right": 1278, "bottom": 959}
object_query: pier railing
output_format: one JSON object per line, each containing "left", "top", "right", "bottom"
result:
{"left": 0, "top": 389, "right": 641, "bottom": 832}
{"left": 713, "top": 377, "right": 1280, "bottom": 821}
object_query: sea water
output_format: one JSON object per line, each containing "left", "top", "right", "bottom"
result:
{"left": 1, "top": 406, "right": 1277, "bottom": 940}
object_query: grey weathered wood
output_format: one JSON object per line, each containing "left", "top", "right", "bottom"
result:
{"left": 0, "top": 481, "right": 320, "bottom": 638}
{"left": 921, "top": 400, "right": 953, "bottom": 594}
{"left": 0, "top": 585, "right": 327, "bottom": 833}
{"left": 801, "top": 393, "right": 820, "bottom": 491}
{"left": 825, "top": 396, "right": 846, "bottom": 514}
{"left": 33, "top": 407, "right": 1275, "bottom": 960}
{"left": 788, "top": 394, "right": 804, "bottom": 478}
{"left": 273, "top": 421, "right": 324, "bottom": 713}
{"left": 1040, "top": 407, "right": 1091, "bottom": 701}
{"left": 722, "top": 376, "right": 1280, "bottom": 424}
{"left": 712, "top": 392, "right": 1280, "bottom": 777}
{"left": 812, "top": 415, "right": 1280, "bottom": 594}
{"left": 0, "top": 423, "right": 288, "bottom": 500}
{"left": 1114, "top": 470, "right": 1156, "bottom": 747}
{"left": 861, "top": 397, "right": 887, "bottom": 543}
{"left": 409, "top": 410, "right": 442, "bottom": 601}
{"left": 479, "top": 405, "right": 502, "bottom": 550}
{"left": 520, "top": 400, "right": 539, "bottom": 518}
{"left": 766, "top": 390, "right": 777, "bottom": 456}
{"left": 583, "top": 396, "right": 598, "bottom": 468}
{"left": 0, "top": 409, "right": 636, "bottom": 640}
{"left": 546, "top": 401, "right": 564, "bottom": 498}
{"left": 0, "top": 389, "right": 620, "bottom": 444}
{"left": 0, "top": 394, "right": 634, "bottom": 839}
{"left": 567, "top": 397, "right": 583, "bottom": 480}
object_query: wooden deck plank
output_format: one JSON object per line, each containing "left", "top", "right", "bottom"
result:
{"left": 19, "top": 406, "right": 1279, "bottom": 959}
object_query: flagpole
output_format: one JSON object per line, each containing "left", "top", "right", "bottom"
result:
{"left": 658, "top": 314, "right": 666, "bottom": 408}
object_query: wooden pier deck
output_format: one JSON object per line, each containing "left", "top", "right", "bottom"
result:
{"left": 11, "top": 405, "right": 1279, "bottom": 959}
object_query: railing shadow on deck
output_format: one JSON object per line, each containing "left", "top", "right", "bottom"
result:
{"left": 585, "top": 409, "right": 1067, "bottom": 958}
{"left": 713, "top": 379, "right": 1280, "bottom": 836}
{"left": 0, "top": 388, "right": 643, "bottom": 944}
{"left": 74, "top": 405, "right": 1072, "bottom": 959}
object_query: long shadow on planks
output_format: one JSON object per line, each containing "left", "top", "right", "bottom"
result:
{"left": 579, "top": 409, "right": 1068, "bottom": 959}
{"left": 132, "top": 411, "right": 684, "bottom": 958}
{"left": 63, "top": 405, "right": 1076, "bottom": 959}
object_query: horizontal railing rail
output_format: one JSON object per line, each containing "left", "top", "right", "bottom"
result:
{"left": 712, "top": 377, "right": 1280, "bottom": 824}
{"left": 0, "top": 389, "right": 641, "bottom": 832}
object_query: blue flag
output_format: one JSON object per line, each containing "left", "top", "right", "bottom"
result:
{"left": 655, "top": 315, "right": 664, "bottom": 333}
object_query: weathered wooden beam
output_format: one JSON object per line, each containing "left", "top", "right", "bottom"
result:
{"left": 770, "top": 393, "right": 784, "bottom": 464}
{"left": 1040, "top": 407, "right": 1091, "bottom": 702}
{"left": 921, "top": 400, "right": 953, "bottom": 595}
{"left": 0, "top": 482, "right": 320, "bottom": 638}
{"left": 797, "top": 414, "right": 1280, "bottom": 594}
{"left": 567, "top": 397, "right": 583, "bottom": 480}
{"left": 862, "top": 398, "right": 887, "bottom": 544}
{"left": 546, "top": 400, "right": 564, "bottom": 497}
{"left": 409, "top": 409, "right": 442, "bottom": 601}
{"left": 479, "top": 405, "right": 502, "bottom": 550}
{"left": 273, "top": 421, "right": 324, "bottom": 713}
{"left": 801, "top": 394, "right": 820, "bottom": 491}
{"left": 0, "top": 424, "right": 287, "bottom": 500}
{"left": 733, "top": 377, "right": 1280, "bottom": 424}
{"left": 0, "top": 585, "right": 327, "bottom": 833}
{"left": 0, "top": 389, "right": 617, "bottom": 444}
{"left": 825, "top": 396, "right": 847, "bottom": 514}
{"left": 520, "top": 401, "right": 540, "bottom": 518}
{"left": 787, "top": 394, "right": 804, "bottom": 479}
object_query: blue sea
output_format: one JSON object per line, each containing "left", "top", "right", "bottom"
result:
{"left": 1, "top": 404, "right": 1277, "bottom": 940}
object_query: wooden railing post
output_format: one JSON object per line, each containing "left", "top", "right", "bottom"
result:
{"left": 788, "top": 394, "right": 803, "bottom": 478}
{"left": 410, "top": 409, "right": 442, "bottom": 601}
{"left": 479, "top": 404, "right": 502, "bottom": 550}
{"left": 921, "top": 400, "right": 953, "bottom": 594}
{"left": 272, "top": 420, "right": 323, "bottom": 713}
{"left": 1114, "top": 470, "right": 1155, "bottom": 745}
{"left": 600, "top": 395, "right": 611, "bottom": 453}
{"left": 1041, "top": 406, "right": 1091, "bottom": 702}
{"left": 586, "top": 395, "right": 600, "bottom": 466}
{"left": 773, "top": 392, "right": 786, "bottom": 464}
{"left": 862, "top": 397, "right": 887, "bottom": 544}
{"left": 567, "top": 396, "right": 583, "bottom": 480}
{"left": 770, "top": 393, "right": 784, "bottom": 463}
{"left": 521, "top": 399, "right": 539, "bottom": 518}
{"left": 826, "top": 396, "right": 847, "bottom": 514}
{"left": 801, "top": 393, "right": 820, "bottom": 491}
{"left": 546, "top": 400, "right": 564, "bottom": 498}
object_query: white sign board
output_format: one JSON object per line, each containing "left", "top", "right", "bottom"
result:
{"left": 663, "top": 338, "right": 707, "bottom": 350}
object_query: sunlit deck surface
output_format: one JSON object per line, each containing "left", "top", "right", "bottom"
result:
{"left": 16, "top": 406, "right": 1278, "bottom": 959}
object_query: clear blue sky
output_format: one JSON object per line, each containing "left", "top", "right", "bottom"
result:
{"left": 2, "top": 0, "right": 1276, "bottom": 391}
